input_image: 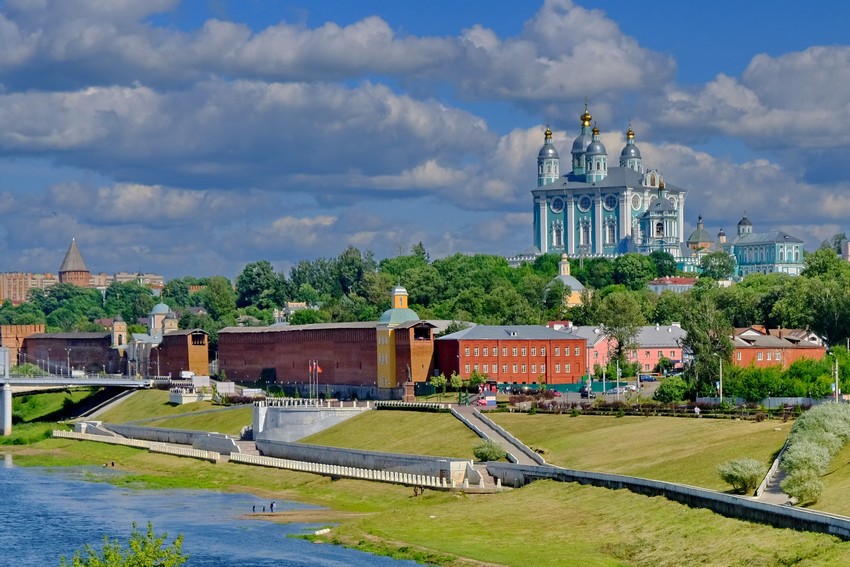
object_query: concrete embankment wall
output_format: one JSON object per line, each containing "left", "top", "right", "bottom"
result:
{"left": 486, "top": 462, "right": 850, "bottom": 540}
{"left": 53, "top": 430, "right": 222, "bottom": 462}
{"left": 230, "top": 453, "right": 451, "bottom": 488}
{"left": 254, "top": 405, "right": 370, "bottom": 442}
{"left": 256, "top": 439, "right": 470, "bottom": 484}
{"left": 103, "top": 424, "right": 240, "bottom": 454}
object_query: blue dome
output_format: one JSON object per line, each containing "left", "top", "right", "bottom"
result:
{"left": 585, "top": 140, "right": 607, "bottom": 156}
{"left": 571, "top": 133, "right": 592, "bottom": 153}
{"left": 538, "top": 144, "right": 559, "bottom": 159}
{"left": 150, "top": 303, "right": 170, "bottom": 315}
{"left": 620, "top": 144, "right": 641, "bottom": 158}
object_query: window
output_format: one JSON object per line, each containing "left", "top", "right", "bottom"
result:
{"left": 464, "top": 364, "right": 470, "bottom": 373}
{"left": 531, "top": 364, "right": 537, "bottom": 374}
{"left": 757, "top": 352, "right": 763, "bottom": 361}
{"left": 483, "top": 346, "right": 488, "bottom": 356}
{"left": 521, "top": 347, "right": 527, "bottom": 356}
{"left": 502, "top": 364, "right": 508, "bottom": 373}
{"left": 464, "top": 347, "right": 469, "bottom": 356}
{"left": 594, "top": 351, "right": 598, "bottom": 359}
{"left": 512, "top": 364, "right": 518, "bottom": 373}
{"left": 555, "top": 364, "right": 561, "bottom": 373}
{"left": 776, "top": 351, "right": 781, "bottom": 359}
{"left": 658, "top": 350, "right": 663, "bottom": 358}
{"left": 512, "top": 346, "right": 518, "bottom": 356}
{"left": 521, "top": 364, "right": 527, "bottom": 373}
{"left": 541, "top": 347, "right": 546, "bottom": 356}
{"left": 575, "top": 347, "right": 580, "bottom": 356}
{"left": 670, "top": 351, "right": 675, "bottom": 358}
{"left": 606, "top": 222, "right": 616, "bottom": 245}
{"left": 474, "top": 364, "right": 479, "bottom": 371}
{"left": 473, "top": 347, "right": 479, "bottom": 356}
{"left": 645, "top": 351, "right": 650, "bottom": 357}
{"left": 644, "top": 364, "right": 650, "bottom": 371}
{"left": 767, "top": 352, "right": 772, "bottom": 361}
{"left": 540, "top": 364, "right": 546, "bottom": 373}
{"left": 502, "top": 347, "right": 508, "bottom": 356}
{"left": 655, "top": 222, "right": 663, "bottom": 237}
{"left": 531, "top": 347, "right": 536, "bottom": 356}
{"left": 566, "top": 363, "right": 571, "bottom": 373}
{"left": 737, "top": 352, "right": 742, "bottom": 361}
{"left": 555, "top": 347, "right": 560, "bottom": 356}
{"left": 552, "top": 221, "right": 564, "bottom": 248}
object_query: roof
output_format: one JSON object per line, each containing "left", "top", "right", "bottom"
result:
{"left": 558, "top": 325, "right": 608, "bottom": 347}
{"left": 150, "top": 303, "right": 171, "bottom": 315}
{"left": 634, "top": 325, "right": 687, "bottom": 347}
{"left": 648, "top": 276, "right": 697, "bottom": 286}
{"left": 220, "top": 321, "right": 381, "bottom": 334}
{"left": 551, "top": 274, "right": 585, "bottom": 292}
{"left": 733, "top": 335, "right": 822, "bottom": 349}
{"left": 378, "top": 307, "right": 420, "bottom": 326}
{"left": 28, "top": 332, "right": 109, "bottom": 340}
{"left": 436, "top": 325, "right": 581, "bottom": 341}
{"left": 59, "top": 238, "right": 89, "bottom": 273}
{"left": 729, "top": 232, "right": 804, "bottom": 246}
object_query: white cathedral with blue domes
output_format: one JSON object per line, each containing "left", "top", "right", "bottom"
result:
{"left": 531, "top": 105, "right": 687, "bottom": 259}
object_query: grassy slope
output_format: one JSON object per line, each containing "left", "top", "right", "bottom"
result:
{"left": 300, "top": 410, "right": 481, "bottom": 459}
{"left": 95, "top": 389, "right": 219, "bottom": 423}
{"left": 812, "top": 441, "right": 850, "bottom": 516}
{"left": 10, "top": 440, "right": 850, "bottom": 567}
{"left": 13, "top": 389, "right": 95, "bottom": 422}
{"left": 489, "top": 413, "right": 788, "bottom": 490}
{"left": 141, "top": 406, "right": 253, "bottom": 435}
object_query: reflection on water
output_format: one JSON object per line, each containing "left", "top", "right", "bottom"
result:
{"left": 0, "top": 454, "right": 415, "bottom": 566}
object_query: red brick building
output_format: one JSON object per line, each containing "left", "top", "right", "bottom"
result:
{"left": 732, "top": 328, "right": 825, "bottom": 369}
{"left": 0, "top": 324, "right": 45, "bottom": 365}
{"left": 435, "top": 325, "right": 587, "bottom": 385}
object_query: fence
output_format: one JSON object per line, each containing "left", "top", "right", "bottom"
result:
{"left": 52, "top": 431, "right": 218, "bottom": 463}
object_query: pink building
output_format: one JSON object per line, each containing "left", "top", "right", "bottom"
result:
{"left": 560, "top": 324, "right": 686, "bottom": 374}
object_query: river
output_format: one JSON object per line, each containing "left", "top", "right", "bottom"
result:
{"left": 0, "top": 454, "right": 417, "bottom": 566}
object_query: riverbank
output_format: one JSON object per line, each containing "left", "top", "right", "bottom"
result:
{"left": 8, "top": 437, "right": 850, "bottom": 566}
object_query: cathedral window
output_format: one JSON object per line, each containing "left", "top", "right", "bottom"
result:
{"left": 655, "top": 222, "right": 663, "bottom": 237}
{"left": 605, "top": 222, "right": 616, "bottom": 245}
{"left": 795, "top": 247, "right": 800, "bottom": 262}
{"left": 779, "top": 248, "right": 785, "bottom": 262}
{"left": 547, "top": 164, "right": 552, "bottom": 173}
{"left": 552, "top": 221, "right": 564, "bottom": 248}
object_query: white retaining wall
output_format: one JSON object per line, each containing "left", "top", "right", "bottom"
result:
{"left": 229, "top": 452, "right": 447, "bottom": 488}
{"left": 486, "top": 462, "right": 850, "bottom": 540}
{"left": 254, "top": 404, "right": 370, "bottom": 442}
{"left": 193, "top": 433, "right": 241, "bottom": 454}
{"left": 256, "top": 439, "right": 470, "bottom": 484}
{"left": 53, "top": 430, "right": 219, "bottom": 463}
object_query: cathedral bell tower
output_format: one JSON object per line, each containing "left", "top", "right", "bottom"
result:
{"left": 537, "top": 126, "right": 560, "bottom": 186}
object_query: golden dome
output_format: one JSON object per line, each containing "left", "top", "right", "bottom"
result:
{"left": 544, "top": 126, "right": 552, "bottom": 140}
{"left": 626, "top": 126, "right": 634, "bottom": 140}
{"left": 580, "top": 109, "right": 592, "bottom": 127}
{"left": 592, "top": 125, "right": 600, "bottom": 136}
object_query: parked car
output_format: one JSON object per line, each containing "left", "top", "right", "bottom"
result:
{"left": 580, "top": 385, "right": 596, "bottom": 399}
{"left": 606, "top": 386, "right": 626, "bottom": 395}
{"left": 624, "top": 384, "right": 638, "bottom": 392}
{"left": 639, "top": 374, "right": 657, "bottom": 382}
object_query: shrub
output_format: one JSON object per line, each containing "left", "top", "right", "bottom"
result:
{"left": 781, "top": 440, "right": 831, "bottom": 476}
{"left": 716, "top": 458, "right": 767, "bottom": 494}
{"left": 473, "top": 440, "right": 506, "bottom": 462}
{"left": 653, "top": 375, "right": 687, "bottom": 403}
{"left": 780, "top": 469, "right": 824, "bottom": 505}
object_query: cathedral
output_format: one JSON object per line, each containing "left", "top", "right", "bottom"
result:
{"left": 531, "top": 106, "right": 687, "bottom": 259}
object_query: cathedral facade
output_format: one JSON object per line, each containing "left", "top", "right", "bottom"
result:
{"left": 531, "top": 107, "right": 687, "bottom": 259}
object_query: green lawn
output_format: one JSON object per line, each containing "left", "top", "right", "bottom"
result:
{"left": 95, "top": 389, "right": 220, "bottom": 423}
{"left": 489, "top": 413, "right": 788, "bottom": 490}
{"left": 11, "top": 439, "right": 850, "bottom": 567}
{"left": 13, "top": 388, "right": 97, "bottom": 422}
{"left": 143, "top": 406, "right": 253, "bottom": 435}
{"left": 300, "top": 410, "right": 481, "bottom": 459}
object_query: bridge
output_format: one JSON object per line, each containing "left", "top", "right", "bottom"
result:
{"left": 0, "top": 347, "right": 150, "bottom": 436}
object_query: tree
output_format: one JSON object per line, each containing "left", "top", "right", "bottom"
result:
{"left": 612, "top": 253, "right": 655, "bottom": 291}
{"left": 681, "top": 296, "right": 734, "bottom": 396}
{"left": 201, "top": 276, "right": 237, "bottom": 322}
{"left": 596, "top": 291, "right": 646, "bottom": 363}
{"left": 431, "top": 373, "right": 447, "bottom": 402}
{"left": 802, "top": 247, "right": 844, "bottom": 278}
{"left": 235, "top": 260, "right": 280, "bottom": 308}
{"left": 699, "top": 251, "right": 736, "bottom": 280}
{"left": 289, "top": 308, "right": 326, "bottom": 325}
{"left": 649, "top": 250, "right": 677, "bottom": 278}
{"left": 60, "top": 522, "right": 187, "bottom": 567}
{"left": 162, "top": 279, "right": 191, "bottom": 307}
{"left": 653, "top": 375, "right": 687, "bottom": 403}
{"left": 473, "top": 440, "right": 506, "bottom": 462}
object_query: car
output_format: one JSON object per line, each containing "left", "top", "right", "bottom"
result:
{"left": 606, "top": 386, "right": 626, "bottom": 395}
{"left": 639, "top": 374, "right": 657, "bottom": 382}
{"left": 625, "top": 384, "right": 638, "bottom": 392}
{"left": 580, "top": 389, "right": 596, "bottom": 399}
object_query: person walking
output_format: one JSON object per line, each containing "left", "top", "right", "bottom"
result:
{"left": 270, "top": 501, "right": 276, "bottom": 513}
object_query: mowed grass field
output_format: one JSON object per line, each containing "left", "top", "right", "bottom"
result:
{"left": 489, "top": 413, "right": 788, "bottom": 490}
{"left": 12, "top": 438, "right": 850, "bottom": 567}
{"left": 95, "top": 389, "right": 221, "bottom": 423}
{"left": 301, "top": 410, "right": 481, "bottom": 459}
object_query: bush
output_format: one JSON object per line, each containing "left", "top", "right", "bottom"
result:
{"left": 780, "top": 469, "right": 824, "bottom": 505}
{"left": 716, "top": 458, "right": 767, "bottom": 494}
{"left": 781, "top": 440, "right": 831, "bottom": 476}
{"left": 653, "top": 375, "right": 687, "bottom": 403}
{"left": 473, "top": 440, "right": 506, "bottom": 462}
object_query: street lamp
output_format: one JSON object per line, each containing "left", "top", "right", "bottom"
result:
{"left": 64, "top": 348, "right": 72, "bottom": 378}
{"left": 47, "top": 349, "right": 51, "bottom": 375}
{"left": 152, "top": 346, "right": 160, "bottom": 378}
{"left": 713, "top": 353, "right": 723, "bottom": 405}
{"left": 830, "top": 352, "right": 839, "bottom": 402}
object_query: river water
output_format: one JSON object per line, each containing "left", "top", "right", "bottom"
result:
{"left": 0, "top": 454, "right": 416, "bottom": 566}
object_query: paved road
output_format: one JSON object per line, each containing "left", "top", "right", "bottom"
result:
{"left": 453, "top": 406, "right": 540, "bottom": 466}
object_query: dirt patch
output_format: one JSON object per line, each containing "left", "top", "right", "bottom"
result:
{"left": 242, "top": 509, "right": 369, "bottom": 524}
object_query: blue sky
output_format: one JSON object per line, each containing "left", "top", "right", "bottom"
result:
{"left": 0, "top": 0, "right": 848, "bottom": 279}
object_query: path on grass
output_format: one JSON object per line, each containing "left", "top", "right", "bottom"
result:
{"left": 757, "top": 469, "right": 792, "bottom": 505}
{"left": 453, "top": 406, "right": 540, "bottom": 466}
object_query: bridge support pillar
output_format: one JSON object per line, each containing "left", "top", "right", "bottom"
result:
{"left": 1, "top": 383, "right": 11, "bottom": 436}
